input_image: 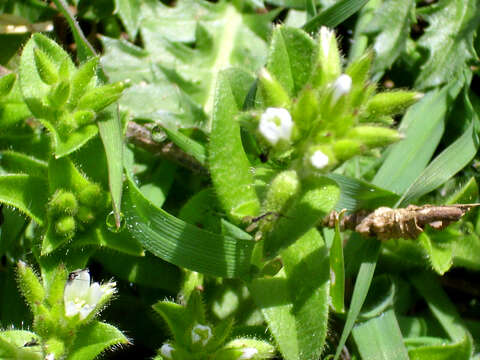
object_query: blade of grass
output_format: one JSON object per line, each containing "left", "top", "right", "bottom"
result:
{"left": 410, "top": 271, "right": 467, "bottom": 342}
{"left": 303, "top": 0, "right": 369, "bottom": 33}
{"left": 334, "top": 238, "right": 381, "bottom": 360}
{"left": 397, "top": 104, "right": 479, "bottom": 207}
{"left": 352, "top": 309, "right": 409, "bottom": 360}
{"left": 162, "top": 125, "right": 206, "bottom": 165}
{"left": 330, "top": 211, "right": 345, "bottom": 313}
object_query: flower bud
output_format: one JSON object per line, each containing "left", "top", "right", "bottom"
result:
{"left": 160, "top": 343, "right": 175, "bottom": 359}
{"left": 191, "top": 323, "right": 213, "bottom": 346}
{"left": 258, "top": 68, "right": 290, "bottom": 108}
{"left": 0, "top": 73, "right": 16, "bottom": 97}
{"left": 365, "top": 91, "right": 423, "bottom": 118}
{"left": 312, "top": 27, "right": 341, "bottom": 86}
{"left": 346, "top": 126, "right": 403, "bottom": 148}
{"left": 33, "top": 48, "right": 58, "bottom": 85}
{"left": 55, "top": 216, "right": 76, "bottom": 239}
{"left": 77, "top": 81, "right": 126, "bottom": 113}
{"left": 305, "top": 145, "right": 337, "bottom": 171}
{"left": 333, "top": 139, "right": 363, "bottom": 160}
{"left": 258, "top": 107, "right": 293, "bottom": 146}
{"left": 78, "top": 184, "right": 104, "bottom": 208}
{"left": 263, "top": 170, "right": 300, "bottom": 217}
{"left": 48, "top": 190, "right": 78, "bottom": 217}
{"left": 77, "top": 206, "right": 96, "bottom": 224}
{"left": 291, "top": 88, "right": 319, "bottom": 133}
{"left": 332, "top": 74, "right": 352, "bottom": 103}
{"left": 17, "top": 261, "right": 45, "bottom": 309}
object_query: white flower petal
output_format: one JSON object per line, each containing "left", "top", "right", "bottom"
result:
{"left": 64, "top": 270, "right": 90, "bottom": 302}
{"left": 319, "top": 26, "right": 334, "bottom": 58}
{"left": 310, "top": 150, "right": 329, "bottom": 169}
{"left": 239, "top": 347, "right": 258, "bottom": 360}
{"left": 160, "top": 343, "right": 174, "bottom": 359}
{"left": 258, "top": 107, "right": 293, "bottom": 145}
{"left": 332, "top": 74, "right": 352, "bottom": 102}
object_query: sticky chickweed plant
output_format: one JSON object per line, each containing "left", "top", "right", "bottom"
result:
{"left": 1, "top": 0, "right": 480, "bottom": 359}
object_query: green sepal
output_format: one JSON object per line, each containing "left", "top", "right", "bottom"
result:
{"left": 73, "top": 110, "right": 96, "bottom": 127}
{"left": 346, "top": 126, "right": 403, "bottom": 148}
{"left": 33, "top": 47, "right": 59, "bottom": 85}
{"left": 333, "top": 139, "right": 364, "bottom": 161}
{"left": 257, "top": 68, "right": 291, "bottom": 108}
{"left": 44, "top": 337, "right": 66, "bottom": 358}
{"left": 77, "top": 82, "right": 126, "bottom": 112}
{"left": 345, "top": 52, "right": 373, "bottom": 109}
{"left": 365, "top": 91, "right": 423, "bottom": 118}
{"left": 44, "top": 264, "right": 68, "bottom": 312}
{"left": 0, "top": 73, "right": 16, "bottom": 97}
{"left": 48, "top": 80, "right": 71, "bottom": 109}
{"left": 311, "top": 26, "right": 341, "bottom": 87}
{"left": 54, "top": 215, "right": 76, "bottom": 239}
{"left": 291, "top": 87, "right": 319, "bottom": 134}
{"left": 16, "top": 262, "right": 45, "bottom": 310}
{"left": 152, "top": 301, "right": 193, "bottom": 348}
{"left": 69, "top": 57, "right": 99, "bottom": 107}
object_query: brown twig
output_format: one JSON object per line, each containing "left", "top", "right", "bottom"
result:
{"left": 323, "top": 204, "right": 480, "bottom": 240}
{"left": 126, "top": 121, "right": 208, "bottom": 175}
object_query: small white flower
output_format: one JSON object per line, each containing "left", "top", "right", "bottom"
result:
{"left": 191, "top": 323, "right": 212, "bottom": 346}
{"left": 319, "top": 26, "right": 334, "bottom": 58}
{"left": 160, "top": 343, "right": 175, "bottom": 359}
{"left": 45, "top": 354, "right": 55, "bottom": 360}
{"left": 239, "top": 347, "right": 258, "bottom": 359}
{"left": 258, "top": 107, "right": 293, "bottom": 145}
{"left": 332, "top": 74, "right": 352, "bottom": 103}
{"left": 64, "top": 269, "right": 116, "bottom": 320}
{"left": 310, "top": 150, "right": 329, "bottom": 169}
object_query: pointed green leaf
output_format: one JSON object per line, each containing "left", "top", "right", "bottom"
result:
{"left": 67, "top": 321, "right": 129, "bottom": 360}
{"left": 250, "top": 228, "right": 330, "bottom": 360}
{"left": 266, "top": 26, "right": 316, "bottom": 97}
{"left": 209, "top": 68, "right": 260, "bottom": 223}
{"left": 0, "top": 174, "right": 48, "bottom": 225}
{"left": 115, "top": 0, "right": 141, "bottom": 39}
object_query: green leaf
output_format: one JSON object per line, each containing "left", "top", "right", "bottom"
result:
{"left": 162, "top": 125, "right": 207, "bottom": 165}
{"left": 0, "top": 330, "right": 42, "bottom": 360}
{"left": 66, "top": 321, "right": 129, "bottom": 360}
{"left": 263, "top": 176, "right": 339, "bottom": 258}
{"left": 303, "top": 0, "right": 369, "bottom": 33}
{"left": 115, "top": 0, "right": 141, "bottom": 39}
{"left": 414, "top": 0, "right": 480, "bottom": 89}
{"left": 123, "top": 171, "right": 255, "bottom": 278}
{"left": 408, "top": 335, "right": 472, "bottom": 360}
{"left": 334, "top": 238, "right": 381, "bottom": 360}
{"left": 97, "top": 108, "right": 124, "bottom": 229}
{"left": 266, "top": 26, "right": 316, "bottom": 97}
{"left": 209, "top": 68, "right": 260, "bottom": 223}
{"left": 373, "top": 83, "right": 463, "bottom": 193}
{"left": 409, "top": 272, "right": 467, "bottom": 342}
{"left": 250, "top": 228, "right": 330, "bottom": 360}
{"left": 0, "top": 150, "right": 47, "bottom": 178}
{"left": 0, "top": 174, "right": 48, "bottom": 225}
{"left": 364, "top": 0, "right": 415, "bottom": 75}
{"left": 418, "top": 233, "right": 453, "bottom": 275}
{"left": 352, "top": 309, "right": 409, "bottom": 360}
{"left": 330, "top": 212, "right": 345, "bottom": 313}
{"left": 327, "top": 173, "right": 399, "bottom": 211}
{"left": 397, "top": 118, "right": 479, "bottom": 207}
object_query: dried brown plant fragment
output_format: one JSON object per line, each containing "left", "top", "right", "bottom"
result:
{"left": 323, "top": 204, "right": 480, "bottom": 240}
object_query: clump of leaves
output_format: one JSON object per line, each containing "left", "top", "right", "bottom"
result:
{"left": 153, "top": 291, "right": 274, "bottom": 360}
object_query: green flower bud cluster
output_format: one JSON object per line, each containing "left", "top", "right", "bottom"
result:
{"left": 47, "top": 184, "right": 108, "bottom": 240}
{"left": 154, "top": 291, "right": 275, "bottom": 360}
{"left": 31, "top": 39, "right": 126, "bottom": 135}
{"left": 253, "top": 26, "right": 421, "bottom": 175}
{"left": 15, "top": 263, "right": 117, "bottom": 359}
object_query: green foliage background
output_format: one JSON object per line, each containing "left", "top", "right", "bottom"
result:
{"left": 0, "top": 0, "right": 480, "bottom": 359}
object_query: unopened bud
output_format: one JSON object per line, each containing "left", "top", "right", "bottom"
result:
{"left": 33, "top": 48, "right": 58, "bottom": 85}
{"left": 312, "top": 27, "right": 341, "bottom": 86}
{"left": 258, "top": 68, "right": 290, "bottom": 108}
{"left": 77, "top": 81, "right": 126, "bottom": 112}
{"left": 347, "top": 126, "right": 403, "bottom": 148}
{"left": 366, "top": 91, "right": 423, "bottom": 118}
{"left": 48, "top": 81, "right": 70, "bottom": 108}
{"left": 332, "top": 74, "right": 352, "bottom": 103}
